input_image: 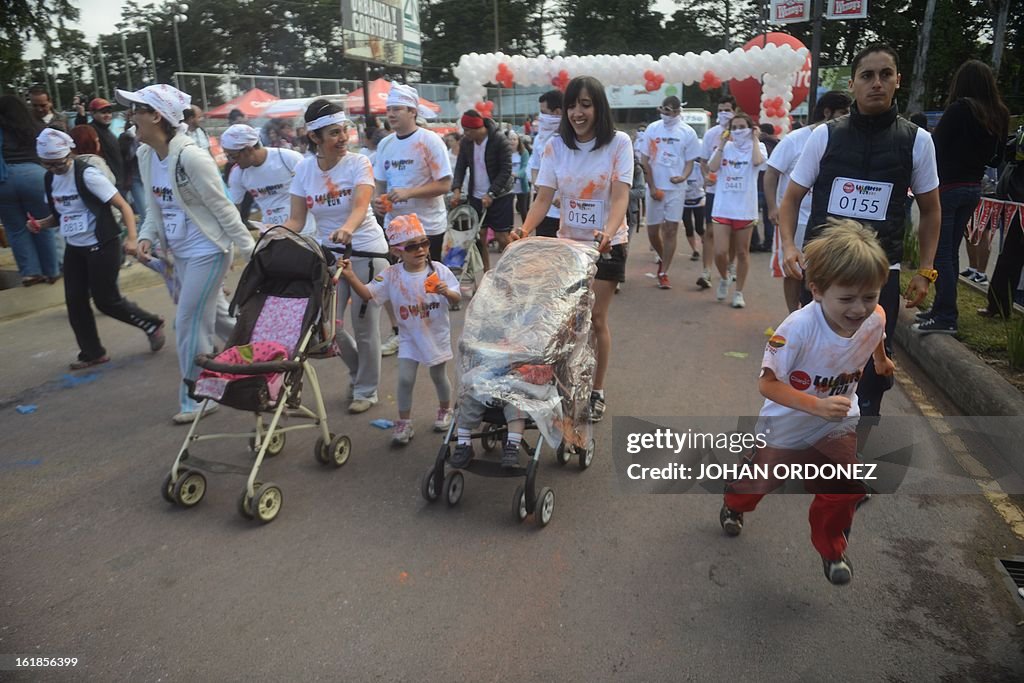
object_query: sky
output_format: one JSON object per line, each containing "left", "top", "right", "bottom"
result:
{"left": 27, "top": 0, "right": 685, "bottom": 66}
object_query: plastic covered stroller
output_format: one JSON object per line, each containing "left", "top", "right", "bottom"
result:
{"left": 440, "top": 203, "right": 485, "bottom": 309}
{"left": 420, "top": 237, "right": 598, "bottom": 526}
{"left": 161, "top": 227, "right": 352, "bottom": 524}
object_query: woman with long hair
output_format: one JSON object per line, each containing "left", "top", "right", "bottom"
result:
{"left": 913, "top": 59, "right": 1009, "bottom": 333}
{"left": 68, "top": 124, "right": 115, "bottom": 182}
{"left": 514, "top": 75, "right": 633, "bottom": 422}
{"left": 0, "top": 95, "right": 60, "bottom": 286}
{"left": 116, "top": 84, "right": 255, "bottom": 424}
{"left": 284, "top": 99, "right": 389, "bottom": 414}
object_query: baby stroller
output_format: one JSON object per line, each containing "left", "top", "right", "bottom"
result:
{"left": 420, "top": 237, "right": 599, "bottom": 526}
{"left": 161, "top": 227, "right": 352, "bottom": 524}
{"left": 441, "top": 203, "right": 485, "bottom": 310}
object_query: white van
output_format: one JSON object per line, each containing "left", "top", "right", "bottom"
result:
{"left": 681, "top": 109, "right": 711, "bottom": 141}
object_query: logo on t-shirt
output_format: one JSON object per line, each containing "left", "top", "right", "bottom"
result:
{"left": 384, "top": 159, "right": 415, "bottom": 172}
{"left": 54, "top": 193, "right": 79, "bottom": 208}
{"left": 814, "top": 370, "right": 862, "bottom": 397}
{"left": 399, "top": 301, "right": 441, "bottom": 320}
{"left": 789, "top": 370, "right": 812, "bottom": 391}
{"left": 250, "top": 182, "right": 286, "bottom": 198}
{"left": 842, "top": 182, "right": 885, "bottom": 195}
{"left": 152, "top": 186, "right": 174, "bottom": 202}
{"left": 767, "top": 335, "right": 787, "bottom": 354}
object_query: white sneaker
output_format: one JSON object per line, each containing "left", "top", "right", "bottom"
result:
{"left": 716, "top": 278, "right": 729, "bottom": 301}
{"left": 728, "top": 263, "right": 736, "bottom": 282}
{"left": 380, "top": 333, "right": 399, "bottom": 356}
{"left": 433, "top": 408, "right": 453, "bottom": 432}
{"left": 172, "top": 403, "right": 219, "bottom": 425}
{"left": 348, "top": 395, "right": 378, "bottom": 414}
{"left": 732, "top": 291, "right": 746, "bottom": 308}
{"left": 392, "top": 420, "right": 415, "bottom": 446}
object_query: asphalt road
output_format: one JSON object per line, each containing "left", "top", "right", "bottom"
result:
{"left": 2, "top": 242, "right": 1022, "bottom": 681}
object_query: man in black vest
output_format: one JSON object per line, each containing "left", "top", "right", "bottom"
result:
{"left": 74, "top": 98, "right": 127, "bottom": 193}
{"left": 778, "top": 44, "right": 940, "bottom": 416}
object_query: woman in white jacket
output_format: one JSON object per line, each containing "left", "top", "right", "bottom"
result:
{"left": 115, "top": 85, "right": 255, "bottom": 424}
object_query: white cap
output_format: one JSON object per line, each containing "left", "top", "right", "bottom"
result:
{"left": 219, "top": 124, "right": 261, "bottom": 150}
{"left": 36, "top": 128, "right": 75, "bottom": 160}
{"left": 115, "top": 85, "right": 192, "bottom": 133}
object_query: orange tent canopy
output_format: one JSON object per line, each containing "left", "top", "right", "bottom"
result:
{"left": 345, "top": 79, "right": 441, "bottom": 116}
{"left": 207, "top": 88, "right": 294, "bottom": 119}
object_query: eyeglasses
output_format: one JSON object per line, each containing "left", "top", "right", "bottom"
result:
{"left": 41, "top": 158, "right": 70, "bottom": 170}
{"left": 660, "top": 107, "right": 681, "bottom": 115}
{"left": 403, "top": 239, "right": 431, "bottom": 252}
{"left": 131, "top": 103, "right": 154, "bottom": 114}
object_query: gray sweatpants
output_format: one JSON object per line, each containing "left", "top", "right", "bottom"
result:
{"left": 336, "top": 255, "right": 388, "bottom": 400}
{"left": 175, "top": 250, "right": 233, "bottom": 413}
{"left": 397, "top": 357, "right": 451, "bottom": 413}
{"left": 457, "top": 395, "right": 525, "bottom": 429}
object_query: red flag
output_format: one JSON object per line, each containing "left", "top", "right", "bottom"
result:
{"left": 1004, "top": 201, "right": 1021, "bottom": 236}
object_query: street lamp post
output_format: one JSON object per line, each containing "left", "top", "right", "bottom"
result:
{"left": 172, "top": 4, "right": 190, "bottom": 87}
{"left": 145, "top": 28, "right": 158, "bottom": 84}
{"left": 121, "top": 34, "right": 132, "bottom": 90}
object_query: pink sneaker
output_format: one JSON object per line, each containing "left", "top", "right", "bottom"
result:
{"left": 433, "top": 408, "right": 453, "bottom": 432}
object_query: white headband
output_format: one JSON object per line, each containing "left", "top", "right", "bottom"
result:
{"left": 36, "top": 128, "right": 75, "bottom": 160}
{"left": 219, "top": 124, "right": 261, "bottom": 150}
{"left": 308, "top": 111, "right": 347, "bottom": 132}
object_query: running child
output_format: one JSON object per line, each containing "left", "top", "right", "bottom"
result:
{"left": 339, "top": 214, "right": 461, "bottom": 446}
{"left": 718, "top": 219, "right": 895, "bottom": 585}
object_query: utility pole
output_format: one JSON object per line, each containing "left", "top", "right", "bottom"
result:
{"left": 121, "top": 34, "right": 133, "bottom": 90}
{"left": 807, "top": 0, "right": 824, "bottom": 116}
{"left": 146, "top": 28, "right": 158, "bottom": 84}
{"left": 96, "top": 43, "right": 111, "bottom": 99}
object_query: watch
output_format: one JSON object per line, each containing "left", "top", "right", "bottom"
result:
{"left": 916, "top": 268, "right": 938, "bottom": 283}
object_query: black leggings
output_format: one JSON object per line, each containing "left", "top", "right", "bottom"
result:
{"left": 682, "top": 206, "right": 705, "bottom": 237}
{"left": 64, "top": 239, "right": 162, "bottom": 360}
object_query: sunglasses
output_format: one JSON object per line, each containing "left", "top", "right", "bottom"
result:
{"left": 41, "top": 158, "right": 70, "bottom": 170}
{"left": 131, "top": 103, "right": 155, "bottom": 114}
{"left": 402, "top": 239, "right": 431, "bottom": 252}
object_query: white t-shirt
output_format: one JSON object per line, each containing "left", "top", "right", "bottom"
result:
{"left": 633, "top": 130, "right": 646, "bottom": 156}
{"left": 373, "top": 128, "right": 453, "bottom": 236}
{"left": 643, "top": 119, "right": 702, "bottom": 192}
{"left": 535, "top": 131, "right": 634, "bottom": 246}
{"left": 150, "top": 154, "right": 220, "bottom": 259}
{"left": 712, "top": 141, "right": 768, "bottom": 221}
{"left": 684, "top": 162, "right": 705, "bottom": 206}
{"left": 529, "top": 131, "right": 560, "bottom": 219}
{"left": 758, "top": 301, "right": 885, "bottom": 448}
{"left": 767, "top": 125, "right": 815, "bottom": 228}
{"left": 790, "top": 123, "right": 939, "bottom": 197}
{"left": 472, "top": 140, "right": 490, "bottom": 199}
{"left": 289, "top": 153, "right": 387, "bottom": 254}
{"left": 228, "top": 148, "right": 314, "bottom": 234}
{"left": 50, "top": 166, "right": 118, "bottom": 248}
{"left": 365, "top": 262, "right": 460, "bottom": 366}
{"left": 701, "top": 124, "right": 726, "bottom": 191}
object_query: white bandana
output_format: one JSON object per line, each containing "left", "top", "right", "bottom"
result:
{"left": 219, "top": 124, "right": 261, "bottom": 150}
{"left": 36, "top": 128, "right": 75, "bottom": 159}
{"left": 730, "top": 127, "right": 753, "bottom": 153}
{"left": 385, "top": 214, "right": 426, "bottom": 245}
{"left": 717, "top": 111, "right": 735, "bottom": 127}
{"left": 537, "top": 113, "right": 561, "bottom": 138}
{"left": 307, "top": 111, "right": 347, "bottom": 132}
{"left": 386, "top": 83, "right": 419, "bottom": 110}
{"left": 661, "top": 114, "right": 680, "bottom": 127}
{"left": 115, "top": 85, "right": 192, "bottom": 134}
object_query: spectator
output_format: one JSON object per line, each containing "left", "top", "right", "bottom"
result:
{"left": 508, "top": 130, "right": 531, "bottom": 224}
{"left": 979, "top": 128, "right": 1023, "bottom": 318}
{"left": 183, "top": 105, "right": 213, "bottom": 156}
{"left": 74, "top": 98, "right": 126, "bottom": 192}
{"left": 754, "top": 122, "right": 779, "bottom": 252}
{"left": 28, "top": 85, "right": 68, "bottom": 131}
{"left": 908, "top": 112, "right": 930, "bottom": 132}
{"left": 118, "top": 112, "right": 147, "bottom": 224}
{"left": 228, "top": 108, "right": 247, "bottom": 125}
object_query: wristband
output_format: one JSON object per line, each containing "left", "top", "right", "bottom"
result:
{"left": 916, "top": 268, "right": 938, "bottom": 283}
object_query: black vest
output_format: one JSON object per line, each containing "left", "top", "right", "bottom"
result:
{"left": 44, "top": 158, "right": 121, "bottom": 246}
{"left": 807, "top": 104, "right": 918, "bottom": 264}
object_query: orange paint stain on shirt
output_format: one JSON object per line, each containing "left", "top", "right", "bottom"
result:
{"left": 324, "top": 176, "right": 342, "bottom": 200}
{"left": 580, "top": 180, "right": 599, "bottom": 198}
{"left": 415, "top": 141, "right": 440, "bottom": 176}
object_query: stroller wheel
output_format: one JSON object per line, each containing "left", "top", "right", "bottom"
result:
{"left": 238, "top": 489, "right": 254, "bottom": 519}
{"left": 579, "top": 438, "right": 596, "bottom": 470}
{"left": 161, "top": 472, "right": 176, "bottom": 503}
{"left": 535, "top": 487, "right": 555, "bottom": 527}
{"left": 249, "top": 483, "right": 282, "bottom": 523}
{"left": 173, "top": 470, "right": 206, "bottom": 508}
{"left": 555, "top": 443, "right": 571, "bottom": 466}
{"left": 250, "top": 431, "right": 286, "bottom": 458}
{"left": 314, "top": 434, "right": 334, "bottom": 465}
{"left": 444, "top": 470, "right": 464, "bottom": 507}
{"left": 481, "top": 423, "right": 502, "bottom": 452}
{"left": 420, "top": 466, "right": 441, "bottom": 503}
{"left": 513, "top": 485, "right": 528, "bottom": 523}
{"left": 327, "top": 435, "right": 352, "bottom": 468}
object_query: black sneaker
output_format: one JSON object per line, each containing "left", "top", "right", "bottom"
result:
{"left": 914, "top": 308, "right": 931, "bottom": 321}
{"left": 959, "top": 268, "right": 975, "bottom": 278}
{"left": 587, "top": 392, "right": 606, "bottom": 423}
{"left": 822, "top": 555, "right": 853, "bottom": 585}
{"left": 696, "top": 273, "right": 711, "bottom": 289}
{"left": 719, "top": 504, "right": 743, "bottom": 536}
{"left": 449, "top": 443, "right": 475, "bottom": 469}
{"left": 911, "top": 318, "right": 958, "bottom": 335}
{"left": 501, "top": 441, "right": 520, "bottom": 469}
{"left": 690, "top": 250, "right": 700, "bottom": 261}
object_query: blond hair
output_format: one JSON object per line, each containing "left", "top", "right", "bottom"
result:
{"left": 804, "top": 218, "right": 889, "bottom": 293}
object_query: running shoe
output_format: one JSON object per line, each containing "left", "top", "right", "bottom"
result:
{"left": 716, "top": 278, "right": 729, "bottom": 301}
{"left": 914, "top": 308, "right": 932, "bottom": 321}
{"left": 822, "top": 555, "right": 853, "bottom": 585}
{"left": 147, "top": 320, "right": 166, "bottom": 352}
{"left": 69, "top": 355, "right": 110, "bottom": 370}
{"left": 501, "top": 441, "right": 520, "bottom": 469}
{"left": 731, "top": 291, "right": 746, "bottom": 308}
{"left": 969, "top": 272, "right": 988, "bottom": 284}
{"left": 587, "top": 391, "right": 607, "bottom": 423}
{"left": 433, "top": 408, "right": 453, "bottom": 432}
{"left": 959, "top": 267, "right": 975, "bottom": 278}
{"left": 911, "top": 319, "right": 958, "bottom": 335}
{"left": 728, "top": 263, "right": 736, "bottom": 282}
{"left": 449, "top": 442, "right": 475, "bottom": 469}
{"left": 696, "top": 271, "right": 711, "bottom": 289}
{"left": 172, "top": 403, "right": 219, "bottom": 425}
{"left": 380, "top": 333, "right": 400, "bottom": 356}
{"left": 690, "top": 250, "right": 700, "bottom": 261}
{"left": 657, "top": 272, "right": 671, "bottom": 289}
{"left": 392, "top": 420, "right": 415, "bottom": 446}
{"left": 719, "top": 504, "right": 743, "bottom": 536}
{"left": 348, "top": 395, "right": 378, "bottom": 414}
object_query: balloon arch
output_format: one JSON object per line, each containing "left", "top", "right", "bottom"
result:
{"left": 453, "top": 43, "right": 809, "bottom": 135}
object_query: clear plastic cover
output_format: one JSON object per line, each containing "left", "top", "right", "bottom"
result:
{"left": 458, "top": 237, "right": 598, "bottom": 448}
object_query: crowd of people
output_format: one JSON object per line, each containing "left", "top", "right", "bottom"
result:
{"left": 1, "top": 44, "right": 1021, "bottom": 583}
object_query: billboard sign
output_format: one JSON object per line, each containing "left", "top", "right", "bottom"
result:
{"left": 769, "top": 0, "right": 812, "bottom": 24}
{"left": 341, "top": 0, "right": 422, "bottom": 69}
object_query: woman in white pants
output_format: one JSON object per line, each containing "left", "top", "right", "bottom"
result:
{"left": 117, "top": 85, "right": 255, "bottom": 424}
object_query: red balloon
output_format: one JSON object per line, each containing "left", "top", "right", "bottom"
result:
{"left": 729, "top": 33, "right": 811, "bottom": 117}
{"left": 773, "top": 125, "right": 783, "bottom": 135}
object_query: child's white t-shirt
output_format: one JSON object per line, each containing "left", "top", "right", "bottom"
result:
{"left": 289, "top": 153, "right": 386, "bottom": 253}
{"left": 535, "top": 130, "right": 634, "bottom": 246}
{"left": 643, "top": 119, "right": 701, "bottom": 192}
{"left": 50, "top": 166, "right": 117, "bottom": 247}
{"left": 228, "top": 148, "right": 314, "bottom": 234}
{"left": 373, "top": 128, "right": 453, "bottom": 237}
{"left": 712, "top": 140, "right": 768, "bottom": 221}
{"left": 758, "top": 300, "right": 885, "bottom": 448}
{"left": 365, "top": 261, "right": 460, "bottom": 366}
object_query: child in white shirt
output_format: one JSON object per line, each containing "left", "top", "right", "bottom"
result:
{"left": 340, "top": 214, "right": 461, "bottom": 445}
{"left": 719, "top": 219, "right": 895, "bottom": 586}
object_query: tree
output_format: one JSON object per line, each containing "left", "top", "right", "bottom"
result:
{"left": 1, "top": 0, "right": 80, "bottom": 91}
{"left": 421, "top": 0, "right": 544, "bottom": 78}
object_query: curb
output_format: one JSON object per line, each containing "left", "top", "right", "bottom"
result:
{"left": 895, "top": 307, "right": 1024, "bottom": 417}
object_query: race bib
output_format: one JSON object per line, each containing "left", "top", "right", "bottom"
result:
{"left": 564, "top": 198, "right": 605, "bottom": 233}
{"left": 261, "top": 205, "right": 287, "bottom": 224}
{"left": 163, "top": 208, "right": 186, "bottom": 238}
{"left": 723, "top": 175, "right": 746, "bottom": 193}
{"left": 60, "top": 213, "right": 88, "bottom": 237}
{"left": 827, "top": 177, "right": 893, "bottom": 222}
